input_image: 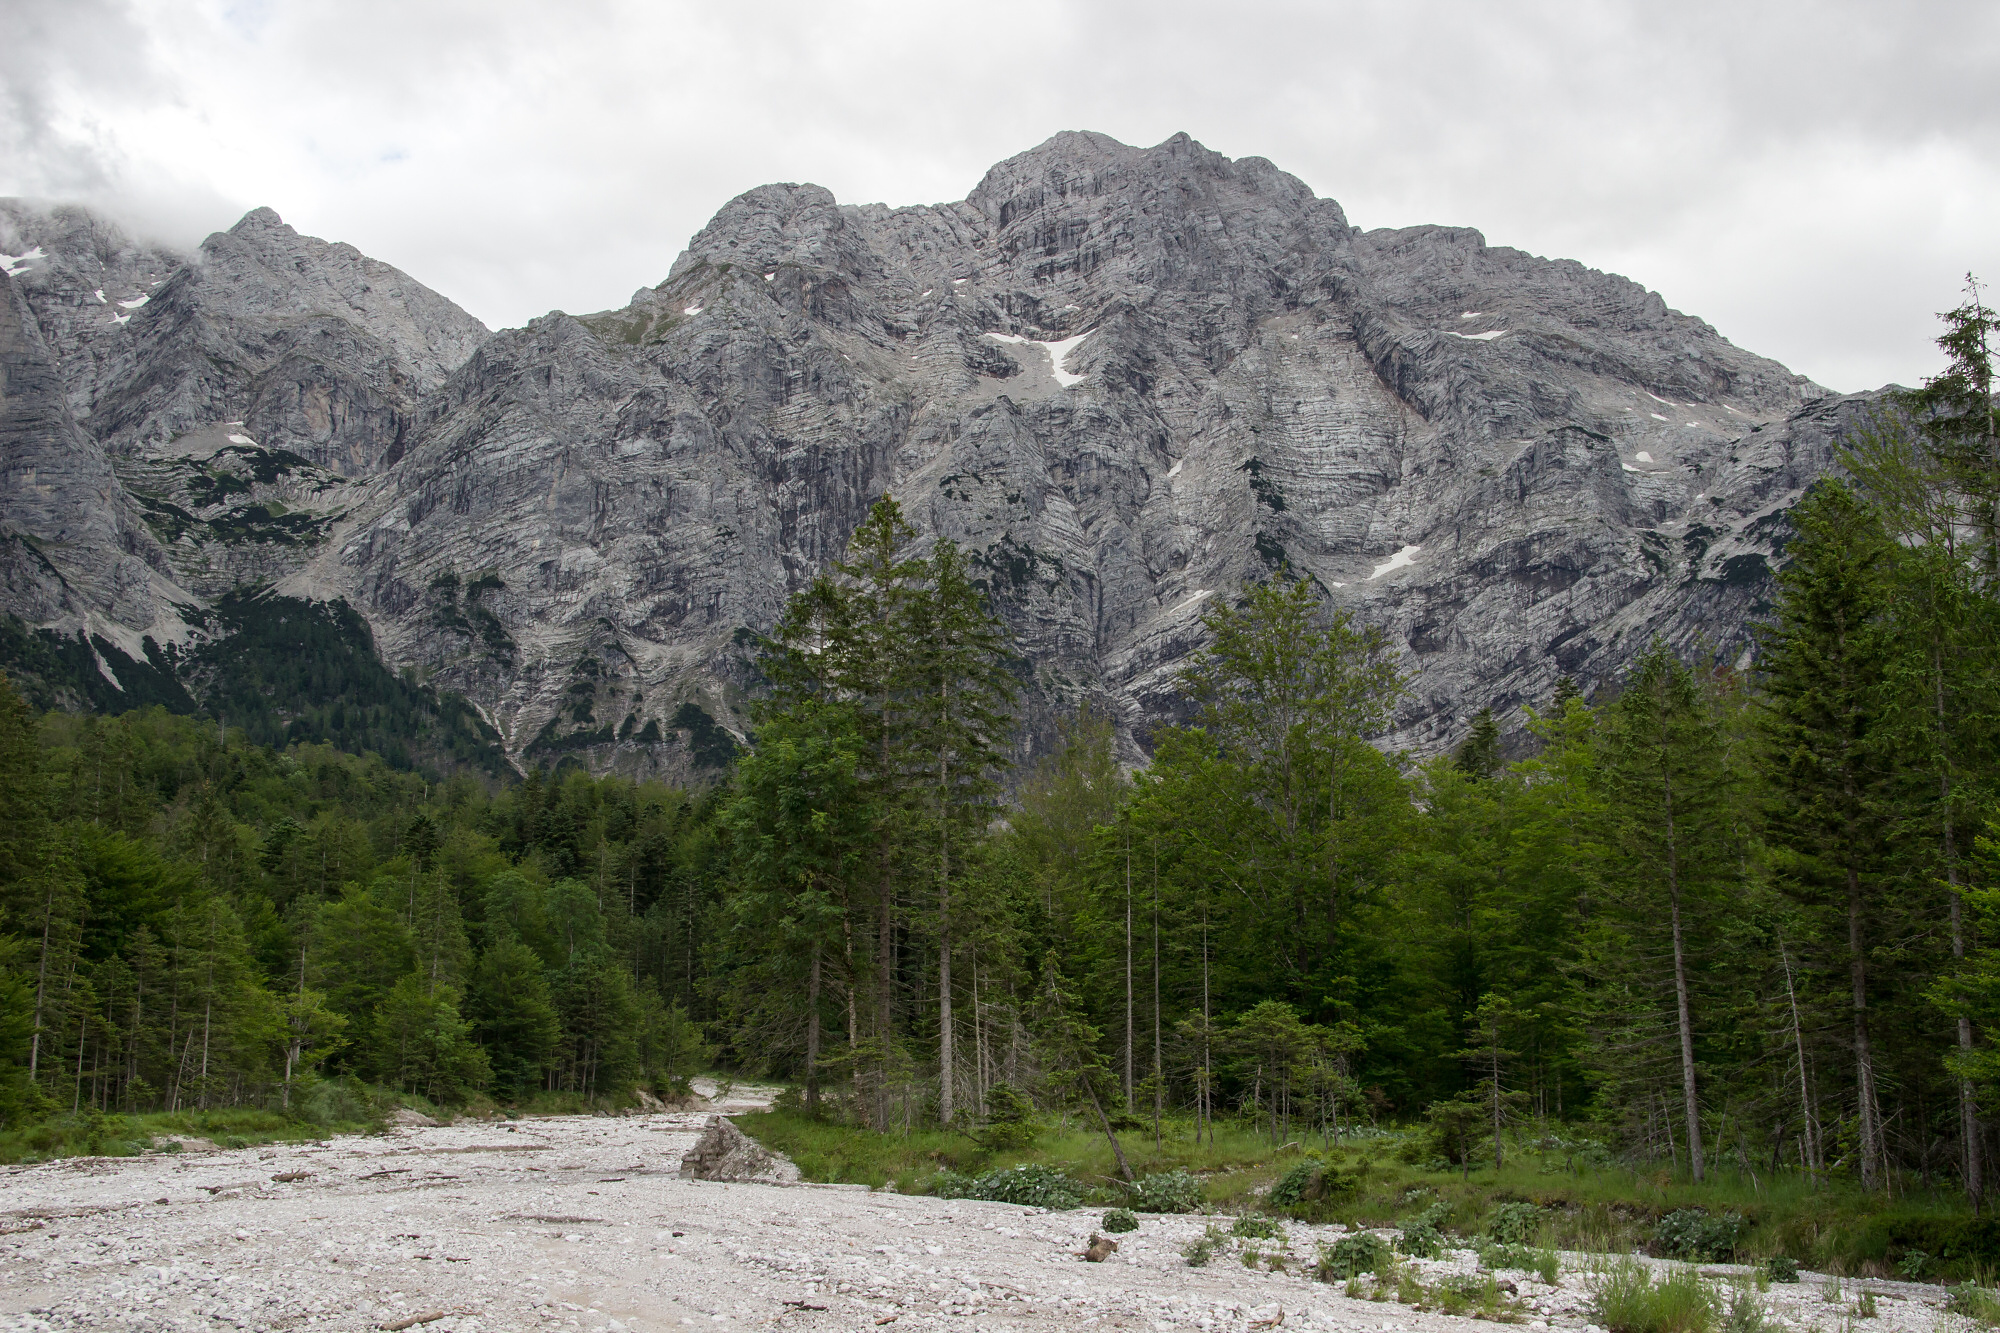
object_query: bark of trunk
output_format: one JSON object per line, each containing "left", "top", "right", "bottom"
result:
{"left": 938, "top": 686, "right": 954, "bottom": 1126}
{"left": 28, "top": 883, "right": 53, "bottom": 1079}
{"left": 1936, "top": 645, "right": 1982, "bottom": 1208}
{"left": 806, "top": 943, "right": 822, "bottom": 1117}
{"left": 1152, "top": 842, "right": 1162, "bottom": 1150}
{"left": 1850, "top": 862, "right": 1883, "bottom": 1191}
{"left": 1659, "top": 736, "right": 1705, "bottom": 1182}
{"left": 1123, "top": 833, "right": 1133, "bottom": 1111}
{"left": 198, "top": 998, "right": 213, "bottom": 1111}
{"left": 1779, "top": 937, "right": 1821, "bottom": 1179}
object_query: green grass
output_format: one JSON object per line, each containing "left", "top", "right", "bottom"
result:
{"left": 0, "top": 1106, "right": 372, "bottom": 1165}
{"left": 1592, "top": 1260, "right": 1719, "bottom": 1333}
{"left": 1949, "top": 1283, "right": 2000, "bottom": 1326}
{"left": 735, "top": 1108, "right": 2000, "bottom": 1281}
{"left": 734, "top": 1106, "right": 1287, "bottom": 1195}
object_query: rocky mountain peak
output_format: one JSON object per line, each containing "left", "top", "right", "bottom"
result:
{"left": 195, "top": 206, "right": 489, "bottom": 388}
{"left": 667, "top": 182, "right": 886, "bottom": 301}
{"left": 0, "top": 135, "right": 1869, "bottom": 778}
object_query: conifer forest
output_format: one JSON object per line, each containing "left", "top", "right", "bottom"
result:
{"left": 5, "top": 293, "right": 2000, "bottom": 1226}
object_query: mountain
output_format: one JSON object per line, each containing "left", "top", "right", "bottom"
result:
{"left": 0, "top": 132, "right": 1871, "bottom": 774}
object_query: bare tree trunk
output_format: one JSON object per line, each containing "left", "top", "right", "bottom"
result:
{"left": 877, "top": 864, "right": 893, "bottom": 1129}
{"left": 73, "top": 1012, "right": 88, "bottom": 1114}
{"left": 843, "top": 915, "right": 860, "bottom": 1120}
{"left": 28, "top": 881, "right": 54, "bottom": 1079}
{"left": 972, "top": 955, "right": 986, "bottom": 1116}
{"left": 1659, "top": 743, "right": 1705, "bottom": 1183}
{"left": 1152, "top": 838, "right": 1162, "bottom": 1150}
{"left": 1489, "top": 1019, "right": 1505, "bottom": 1170}
{"left": 1779, "top": 936, "right": 1821, "bottom": 1180}
{"left": 1850, "top": 862, "right": 1883, "bottom": 1190}
{"left": 806, "top": 943, "right": 822, "bottom": 1116}
{"left": 198, "top": 998, "right": 213, "bottom": 1111}
{"left": 939, "top": 794, "right": 953, "bottom": 1125}
{"left": 1936, "top": 646, "right": 1982, "bottom": 1209}
{"left": 1123, "top": 831, "right": 1133, "bottom": 1110}
{"left": 1203, "top": 891, "right": 1213, "bottom": 1145}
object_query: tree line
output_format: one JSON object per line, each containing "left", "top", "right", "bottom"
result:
{"left": 0, "top": 708, "right": 722, "bottom": 1128}
{"left": 3, "top": 287, "right": 1999, "bottom": 1206}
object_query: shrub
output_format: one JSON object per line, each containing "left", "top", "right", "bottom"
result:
{"left": 1183, "top": 1224, "right": 1228, "bottom": 1268}
{"left": 1270, "top": 1156, "right": 1323, "bottom": 1208}
{"left": 298, "top": 1075, "right": 380, "bottom": 1128}
{"left": 1593, "top": 1260, "right": 1718, "bottom": 1333}
{"left": 1897, "top": 1250, "right": 1928, "bottom": 1280}
{"left": 974, "top": 1084, "right": 1038, "bottom": 1152}
{"left": 1481, "top": 1241, "right": 1559, "bottom": 1280}
{"left": 1722, "top": 1284, "right": 1774, "bottom": 1333}
{"left": 1762, "top": 1257, "right": 1799, "bottom": 1284}
{"left": 931, "top": 1163, "right": 1085, "bottom": 1210}
{"left": 1397, "top": 1202, "right": 1451, "bottom": 1259}
{"left": 1948, "top": 1285, "right": 2000, "bottom": 1327}
{"left": 1101, "top": 1208, "right": 1139, "bottom": 1234}
{"left": 1269, "top": 1155, "right": 1358, "bottom": 1215}
{"left": 1488, "top": 1201, "right": 1543, "bottom": 1246}
{"left": 1232, "top": 1215, "right": 1285, "bottom": 1240}
{"left": 1421, "top": 1097, "right": 1488, "bottom": 1169}
{"left": 1429, "top": 1272, "right": 1526, "bottom": 1320}
{"left": 1128, "top": 1169, "right": 1202, "bottom": 1214}
{"left": 1317, "top": 1232, "right": 1386, "bottom": 1282}
{"left": 1657, "top": 1210, "right": 1745, "bottom": 1262}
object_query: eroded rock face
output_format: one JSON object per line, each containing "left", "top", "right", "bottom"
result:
{"left": 677, "top": 1114, "right": 800, "bottom": 1184}
{"left": 0, "top": 203, "right": 489, "bottom": 614}
{"left": 0, "top": 263, "right": 187, "bottom": 659}
{"left": 0, "top": 132, "right": 1862, "bottom": 768}
{"left": 307, "top": 131, "right": 1841, "bottom": 765}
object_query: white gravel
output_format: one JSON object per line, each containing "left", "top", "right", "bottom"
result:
{"left": 0, "top": 1086, "right": 1966, "bottom": 1333}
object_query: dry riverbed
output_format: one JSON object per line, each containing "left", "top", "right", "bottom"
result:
{"left": 0, "top": 1086, "right": 1966, "bottom": 1333}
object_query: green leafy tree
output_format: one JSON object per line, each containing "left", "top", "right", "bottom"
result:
{"left": 308, "top": 883, "right": 416, "bottom": 1066}
{"left": 1031, "top": 951, "right": 1134, "bottom": 1180}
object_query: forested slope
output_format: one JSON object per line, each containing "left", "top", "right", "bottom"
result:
{"left": 3, "top": 296, "right": 1998, "bottom": 1225}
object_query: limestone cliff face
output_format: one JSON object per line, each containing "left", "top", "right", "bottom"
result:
{"left": 0, "top": 204, "right": 488, "bottom": 609}
{"left": 0, "top": 133, "right": 1857, "bottom": 773}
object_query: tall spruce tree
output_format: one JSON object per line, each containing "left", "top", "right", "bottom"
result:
{"left": 907, "top": 539, "right": 1014, "bottom": 1124}
{"left": 1591, "top": 641, "right": 1742, "bottom": 1182}
{"left": 1759, "top": 481, "right": 1901, "bottom": 1190}
{"left": 720, "top": 698, "right": 873, "bottom": 1114}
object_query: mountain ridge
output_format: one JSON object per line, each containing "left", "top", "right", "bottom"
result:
{"left": 0, "top": 131, "right": 1865, "bottom": 775}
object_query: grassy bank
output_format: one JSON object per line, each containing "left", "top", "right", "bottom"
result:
{"left": 0, "top": 1106, "right": 369, "bottom": 1164}
{"left": 0, "top": 1074, "right": 713, "bottom": 1165}
{"left": 736, "top": 1109, "right": 2000, "bottom": 1282}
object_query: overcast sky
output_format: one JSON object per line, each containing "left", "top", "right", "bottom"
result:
{"left": 5, "top": 0, "right": 1995, "bottom": 392}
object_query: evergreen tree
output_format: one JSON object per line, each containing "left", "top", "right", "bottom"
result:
{"left": 467, "top": 939, "right": 560, "bottom": 1096}
{"left": 1587, "top": 640, "right": 1743, "bottom": 1182}
{"left": 1454, "top": 709, "right": 1502, "bottom": 779}
{"left": 719, "top": 698, "right": 872, "bottom": 1113}
{"left": 1759, "top": 482, "right": 1901, "bottom": 1190}
{"left": 907, "top": 538, "right": 1015, "bottom": 1124}
{"left": 376, "top": 974, "right": 489, "bottom": 1102}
